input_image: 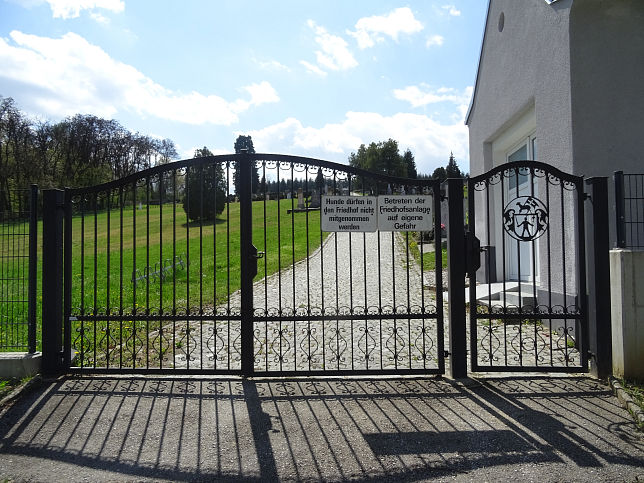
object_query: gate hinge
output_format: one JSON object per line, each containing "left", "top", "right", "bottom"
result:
{"left": 583, "top": 193, "right": 591, "bottom": 201}
{"left": 444, "top": 350, "right": 450, "bottom": 358}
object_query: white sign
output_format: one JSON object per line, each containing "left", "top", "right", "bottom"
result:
{"left": 378, "top": 195, "right": 432, "bottom": 231}
{"left": 321, "top": 196, "right": 377, "bottom": 232}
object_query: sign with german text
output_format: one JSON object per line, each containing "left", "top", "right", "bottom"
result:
{"left": 321, "top": 196, "right": 378, "bottom": 232}
{"left": 377, "top": 195, "right": 432, "bottom": 231}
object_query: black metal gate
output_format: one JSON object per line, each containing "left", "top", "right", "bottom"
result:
{"left": 466, "top": 161, "right": 588, "bottom": 372}
{"left": 241, "top": 154, "right": 444, "bottom": 375}
{"left": 59, "top": 154, "right": 444, "bottom": 375}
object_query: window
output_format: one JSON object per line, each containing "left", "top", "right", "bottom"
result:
{"left": 508, "top": 136, "right": 536, "bottom": 191}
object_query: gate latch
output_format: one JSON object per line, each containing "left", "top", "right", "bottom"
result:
{"left": 465, "top": 232, "right": 482, "bottom": 273}
{"left": 249, "top": 244, "right": 263, "bottom": 278}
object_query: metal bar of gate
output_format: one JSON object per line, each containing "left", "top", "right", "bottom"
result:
{"left": 239, "top": 150, "right": 254, "bottom": 375}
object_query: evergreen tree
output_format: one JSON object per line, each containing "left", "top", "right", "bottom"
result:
{"left": 445, "top": 152, "right": 463, "bottom": 178}
{"left": 233, "top": 135, "right": 260, "bottom": 195}
{"left": 403, "top": 149, "right": 417, "bottom": 179}
{"left": 182, "top": 146, "right": 227, "bottom": 221}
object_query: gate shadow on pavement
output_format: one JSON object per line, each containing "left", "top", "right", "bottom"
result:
{"left": 0, "top": 376, "right": 642, "bottom": 481}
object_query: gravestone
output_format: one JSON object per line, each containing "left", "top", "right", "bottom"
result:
{"left": 310, "top": 189, "right": 321, "bottom": 208}
{"left": 297, "top": 188, "right": 305, "bottom": 209}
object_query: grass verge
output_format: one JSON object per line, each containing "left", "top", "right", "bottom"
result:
{"left": 0, "top": 376, "right": 32, "bottom": 401}
{"left": 406, "top": 233, "right": 447, "bottom": 271}
{"left": 621, "top": 379, "right": 644, "bottom": 414}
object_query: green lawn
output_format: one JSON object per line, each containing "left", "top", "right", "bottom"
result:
{"left": 0, "top": 216, "right": 32, "bottom": 352}
{"left": 1, "top": 199, "right": 326, "bottom": 353}
{"left": 69, "top": 199, "right": 325, "bottom": 314}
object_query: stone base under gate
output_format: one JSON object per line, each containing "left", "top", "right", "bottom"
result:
{"left": 0, "top": 352, "right": 41, "bottom": 379}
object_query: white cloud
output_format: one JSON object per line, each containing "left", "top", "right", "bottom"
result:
{"left": 232, "top": 81, "right": 280, "bottom": 112}
{"left": 299, "top": 60, "right": 327, "bottom": 77}
{"left": 89, "top": 11, "right": 109, "bottom": 24}
{"left": 393, "top": 84, "right": 472, "bottom": 109}
{"left": 426, "top": 35, "right": 444, "bottom": 47}
{"left": 347, "top": 7, "right": 424, "bottom": 49}
{"left": 254, "top": 58, "right": 290, "bottom": 72}
{"left": 441, "top": 5, "right": 461, "bottom": 17}
{"left": 43, "top": 0, "right": 124, "bottom": 19}
{"left": 306, "top": 20, "right": 358, "bottom": 72}
{"left": 0, "top": 31, "right": 279, "bottom": 125}
{"left": 245, "top": 111, "right": 469, "bottom": 174}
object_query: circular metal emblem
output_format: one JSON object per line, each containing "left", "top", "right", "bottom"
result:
{"left": 503, "top": 196, "right": 549, "bottom": 241}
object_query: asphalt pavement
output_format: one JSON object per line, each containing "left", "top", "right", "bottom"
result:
{"left": 0, "top": 375, "right": 642, "bottom": 482}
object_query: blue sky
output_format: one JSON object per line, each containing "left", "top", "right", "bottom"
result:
{"left": 0, "top": 0, "right": 487, "bottom": 175}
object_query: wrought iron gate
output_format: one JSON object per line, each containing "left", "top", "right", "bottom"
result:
{"left": 241, "top": 153, "right": 444, "bottom": 375}
{"left": 59, "top": 154, "right": 444, "bottom": 375}
{"left": 466, "top": 161, "right": 588, "bottom": 372}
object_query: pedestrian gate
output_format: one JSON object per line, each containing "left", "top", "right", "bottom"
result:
{"left": 466, "top": 162, "right": 588, "bottom": 372}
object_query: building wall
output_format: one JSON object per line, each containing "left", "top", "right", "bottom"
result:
{"left": 569, "top": 0, "right": 644, "bottom": 177}
{"left": 467, "top": 0, "right": 578, "bottom": 293}
{"left": 467, "top": 0, "right": 575, "bottom": 175}
{"left": 569, "top": 0, "right": 644, "bottom": 245}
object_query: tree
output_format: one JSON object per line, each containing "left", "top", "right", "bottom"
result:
{"left": 431, "top": 167, "right": 447, "bottom": 182}
{"left": 156, "top": 138, "right": 178, "bottom": 165}
{"left": 427, "top": 153, "right": 464, "bottom": 181}
{"left": 233, "top": 135, "right": 260, "bottom": 195}
{"left": 348, "top": 139, "right": 408, "bottom": 190}
{"left": 0, "top": 95, "right": 182, "bottom": 208}
{"left": 182, "top": 146, "right": 227, "bottom": 221}
{"left": 348, "top": 139, "right": 407, "bottom": 176}
{"left": 403, "top": 149, "right": 417, "bottom": 179}
{"left": 445, "top": 152, "right": 463, "bottom": 178}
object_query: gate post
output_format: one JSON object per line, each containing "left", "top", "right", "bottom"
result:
{"left": 41, "top": 189, "right": 65, "bottom": 376}
{"left": 238, "top": 150, "right": 255, "bottom": 376}
{"left": 585, "top": 177, "right": 611, "bottom": 379}
{"left": 446, "top": 178, "right": 467, "bottom": 378}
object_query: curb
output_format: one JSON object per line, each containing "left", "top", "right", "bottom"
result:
{"left": 609, "top": 376, "right": 644, "bottom": 429}
{"left": 0, "top": 374, "right": 43, "bottom": 408}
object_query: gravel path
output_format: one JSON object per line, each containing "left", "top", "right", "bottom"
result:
{"left": 169, "top": 231, "right": 444, "bottom": 372}
{"left": 238, "top": 231, "right": 434, "bottom": 315}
